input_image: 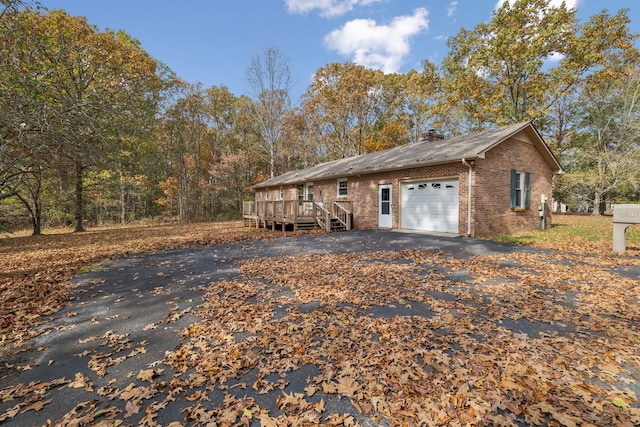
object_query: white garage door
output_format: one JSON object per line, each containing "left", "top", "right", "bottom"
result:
{"left": 401, "top": 179, "right": 459, "bottom": 233}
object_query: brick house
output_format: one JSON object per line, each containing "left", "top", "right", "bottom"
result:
{"left": 245, "top": 122, "right": 563, "bottom": 237}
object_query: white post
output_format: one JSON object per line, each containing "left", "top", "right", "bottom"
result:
{"left": 613, "top": 223, "right": 630, "bottom": 254}
{"left": 612, "top": 204, "right": 640, "bottom": 254}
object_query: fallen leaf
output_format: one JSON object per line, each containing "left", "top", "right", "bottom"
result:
{"left": 68, "top": 372, "right": 90, "bottom": 389}
{"left": 124, "top": 400, "right": 140, "bottom": 418}
{"left": 613, "top": 397, "right": 628, "bottom": 408}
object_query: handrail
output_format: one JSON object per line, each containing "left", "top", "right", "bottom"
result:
{"left": 243, "top": 200, "right": 354, "bottom": 232}
{"left": 243, "top": 200, "right": 315, "bottom": 219}
{"left": 243, "top": 201, "right": 256, "bottom": 216}
{"left": 332, "top": 201, "right": 353, "bottom": 231}
{"left": 314, "top": 202, "right": 331, "bottom": 231}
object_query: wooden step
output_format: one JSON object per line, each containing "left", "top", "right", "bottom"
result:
{"left": 330, "top": 218, "right": 346, "bottom": 231}
{"left": 295, "top": 220, "right": 318, "bottom": 230}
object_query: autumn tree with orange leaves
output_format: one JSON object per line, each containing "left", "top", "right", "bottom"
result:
{"left": 1, "top": 7, "right": 164, "bottom": 233}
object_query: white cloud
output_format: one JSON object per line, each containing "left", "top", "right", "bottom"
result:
{"left": 323, "top": 8, "right": 429, "bottom": 73}
{"left": 545, "top": 51, "right": 565, "bottom": 62}
{"left": 447, "top": 1, "right": 458, "bottom": 17}
{"left": 495, "top": 0, "right": 580, "bottom": 10}
{"left": 285, "top": 0, "right": 385, "bottom": 18}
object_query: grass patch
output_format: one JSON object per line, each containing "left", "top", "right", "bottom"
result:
{"left": 76, "top": 261, "right": 107, "bottom": 274}
{"left": 492, "top": 214, "right": 640, "bottom": 255}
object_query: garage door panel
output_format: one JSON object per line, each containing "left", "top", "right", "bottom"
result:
{"left": 401, "top": 179, "right": 459, "bottom": 233}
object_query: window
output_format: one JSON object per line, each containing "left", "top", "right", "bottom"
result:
{"left": 297, "top": 184, "right": 304, "bottom": 201}
{"left": 337, "top": 179, "right": 348, "bottom": 197}
{"left": 510, "top": 169, "right": 530, "bottom": 209}
{"left": 306, "top": 184, "right": 314, "bottom": 201}
{"left": 265, "top": 189, "right": 269, "bottom": 201}
{"left": 279, "top": 186, "right": 284, "bottom": 200}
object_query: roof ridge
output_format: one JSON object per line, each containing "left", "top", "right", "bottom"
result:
{"left": 253, "top": 121, "right": 560, "bottom": 189}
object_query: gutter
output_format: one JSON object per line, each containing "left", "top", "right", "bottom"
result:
{"left": 252, "top": 155, "right": 482, "bottom": 189}
{"left": 461, "top": 158, "right": 473, "bottom": 237}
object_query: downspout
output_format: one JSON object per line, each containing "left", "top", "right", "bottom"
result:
{"left": 461, "top": 158, "right": 473, "bottom": 237}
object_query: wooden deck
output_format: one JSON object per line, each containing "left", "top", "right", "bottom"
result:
{"left": 243, "top": 200, "right": 353, "bottom": 232}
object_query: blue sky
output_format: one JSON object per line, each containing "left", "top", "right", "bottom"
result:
{"left": 43, "top": 0, "right": 638, "bottom": 102}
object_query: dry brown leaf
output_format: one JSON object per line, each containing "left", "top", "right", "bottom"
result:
{"left": 68, "top": 372, "right": 90, "bottom": 389}
{"left": 123, "top": 399, "right": 140, "bottom": 418}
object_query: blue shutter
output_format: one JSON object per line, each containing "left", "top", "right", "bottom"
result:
{"left": 510, "top": 169, "right": 517, "bottom": 209}
{"left": 524, "top": 172, "right": 531, "bottom": 209}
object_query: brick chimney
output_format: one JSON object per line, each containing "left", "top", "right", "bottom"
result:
{"left": 418, "top": 129, "right": 444, "bottom": 142}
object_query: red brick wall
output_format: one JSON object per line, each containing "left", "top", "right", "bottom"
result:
{"left": 309, "top": 163, "right": 468, "bottom": 232}
{"left": 256, "top": 136, "right": 555, "bottom": 237}
{"left": 473, "top": 136, "right": 554, "bottom": 237}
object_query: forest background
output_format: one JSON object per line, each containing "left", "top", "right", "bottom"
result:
{"left": 1, "top": 0, "right": 639, "bottom": 235}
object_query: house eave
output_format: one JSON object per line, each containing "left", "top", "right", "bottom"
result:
{"left": 251, "top": 122, "right": 562, "bottom": 190}
{"left": 252, "top": 155, "right": 483, "bottom": 189}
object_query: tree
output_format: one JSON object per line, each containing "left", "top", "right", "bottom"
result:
{"left": 302, "top": 62, "right": 386, "bottom": 160}
{"left": 1, "top": 6, "right": 57, "bottom": 233}
{"left": 403, "top": 62, "right": 441, "bottom": 141}
{"left": 559, "top": 67, "right": 640, "bottom": 214}
{"left": 366, "top": 72, "right": 413, "bottom": 150}
{"left": 278, "top": 107, "right": 324, "bottom": 171}
{"left": 0, "top": 0, "right": 26, "bottom": 19}
{"left": 245, "top": 46, "right": 293, "bottom": 178}
{"left": 0, "top": 6, "right": 38, "bottom": 203}
{"left": 158, "top": 82, "right": 213, "bottom": 221}
{"left": 441, "top": 0, "right": 577, "bottom": 129}
{"left": 205, "top": 85, "right": 239, "bottom": 163}
{"left": 2, "top": 9, "right": 163, "bottom": 232}
{"left": 439, "top": 0, "right": 638, "bottom": 132}
{"left": 209, "top": 153, "right": 253, "bottom": 217}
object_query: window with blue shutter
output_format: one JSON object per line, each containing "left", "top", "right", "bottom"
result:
{"left": 510, "top": 169, "right": 518, "bottom": 209}
{"left": 524, "top": 172, "right": 531, "bottom": 209}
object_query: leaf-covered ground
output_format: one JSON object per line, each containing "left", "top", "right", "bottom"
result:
{"left": 0, "top": 221, "right": 301, "bottom": 348}
{"left": 1, "top": 216, "right": 639, "bottom": 426}
{"left": 165, "top": 248, "right": 639, "bottom": 426}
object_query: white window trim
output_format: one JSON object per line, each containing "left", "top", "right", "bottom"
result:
{"left": 306, "top": 183, "right": 314, "bottom": 201}
{"left": 515, "top": 172, "right": 524, "bottom": 208}
{"left": 337, "top": 178, "right": 348, "bottom": 197}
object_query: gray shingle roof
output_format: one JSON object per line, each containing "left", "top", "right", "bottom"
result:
{"left": 253, "top": 122, "right": 561, "bottom": 188}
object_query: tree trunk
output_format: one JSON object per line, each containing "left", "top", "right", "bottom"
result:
{"left": 592, "top": 190, "right": 603, "bottom": 216}
{"left": 269, "top": 139, "right": 275, "bottom": 179}
{"left": 120, "top": 169, "right": 127, "bottom": 225}
{"left": 14, "top": 170, "right": 43, "bottom": 236}
{"left": 15, "top": 191, "right": 42, "bottom": 236}
{"left": 74, "top": 160, "right": 85, "bottom": 232}
{"left": 32, "top": 192, "right": 42, "bottom": 235}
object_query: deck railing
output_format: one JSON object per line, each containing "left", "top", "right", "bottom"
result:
{"left": 244, "top": 200, "right": 315, "bottom": 220}
{"left": 243, "top": 201, "right": 256, "bottom": 217}
{"left": 314, "top": 202, "right": 331, "bottom": 231}
{"left": 243, "top": 199, "right": 353, "bottom": 231}
{"left": 333, "top": 201, "right": 353, "bottom": 230}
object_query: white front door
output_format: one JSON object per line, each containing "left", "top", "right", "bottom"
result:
{"left": 378, "top": 184, "right": 392, "bottom": 228}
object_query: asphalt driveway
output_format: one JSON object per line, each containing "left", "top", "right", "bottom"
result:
{"left": 1, "top": 230, "right": 638, "bottom": 426}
